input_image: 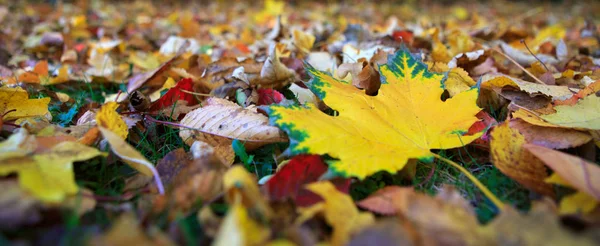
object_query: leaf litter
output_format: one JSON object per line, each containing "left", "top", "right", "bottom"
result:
{"left": 1, "top": 0, "right": 600, "bottom": 245}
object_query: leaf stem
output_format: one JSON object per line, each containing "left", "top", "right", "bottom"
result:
{"left": 431, "top": 152, "right": 505, "bottom": 211}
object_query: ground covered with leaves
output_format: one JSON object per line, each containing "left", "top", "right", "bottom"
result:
{"left": 1, "top": 0, "right": 600, "bottom": 245}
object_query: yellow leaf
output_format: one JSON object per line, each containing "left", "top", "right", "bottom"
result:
{"left": 129, "top": 52, "right": 160, "bottom": 70}
{"left": 530, "top": 25, "right": 566, "bottom": 52}
{"left": 149, "top": 77, "right": 177, "bottom": 102}
{"left": 481, "top": 74, "right": 574, "bottom": 101}
{"left": 305, "top": 181, "right": 374, "bottom": 246}
{"left": 0, "top": 139, "right": 103, "bottom": 202}
{"left": 44, "top": 65, "right": 70, "bottom": 85}
{"left": 0, "top": 86, "right": 50, "bottom": 121}
{"left": 512, "top": 109, "right": 559, "bottom": 128}
{"left": 90, "top": 213, "right": 175, "bottom": 246}
{"left": 559, "top": 192, "right": 598, "bottom": 215}
{"left": 544, "top": 173, "right": 571, "bottom": 187}
{"left": 254, "top": 0, "right": 285, "bottom": 23}
{"left": 98, "top": 127, "right": 164, "bottom": 194}
{"left": 292, "top": 29, "right": 315, "bottom": 55}
{"left": 96, "top": 102, "right": 128, "bottom": 139}
{"left": 443, "top": 67, "right": 476, "bottom": 97}
{"left": 213, "top": 199, "right": 270, "bottom": 246}
{"left": 269, "top": 49, "right": 482, "bottom": 179}
{"left": 223, "top": 165, "right": 271, "bottom": 219}
{"left": 489, "top": 122, "right": 553, "bottom": 196}
{"left": 541, "top": 96, "right": 600, "bottom": 130}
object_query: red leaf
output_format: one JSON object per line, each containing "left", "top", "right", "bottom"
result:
{"left": 392, "top": 30, "right": 414, "bottom": 44}
{"left": 149, "top": 78, "right": 198, "bottom": 111}
{"left": 466, "top": 111, "right": 497, "bottom": 149}
{"left": 263, "top": 154, "right": 351, "bottom": 207}
{"left": 257, "top": 88, "right": 284, "bottom": 105}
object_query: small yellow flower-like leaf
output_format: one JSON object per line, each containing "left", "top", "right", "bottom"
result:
{"left": 96, "top": 102, "right": 128, "bottom": 139}
{"left": 269, "top": 48, "right": 482, "bottom": 179}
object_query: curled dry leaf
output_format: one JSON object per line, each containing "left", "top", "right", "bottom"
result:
{"left": 337, "top": 58, "right": 381, "bottom": 96}
{"left": 251, "top": 44, "right": 296, "bottom": 88}
{"left": 179, "top": 97, "right": 287, "bottom": 166}
{"left": 489, "top": 122, "right": 554, "bottom": 196}
{"left": 481, "top": 74, "right": 575, "bottom": 101}
{"left": 98, "top": 127, "right": 164, "bottom": 194}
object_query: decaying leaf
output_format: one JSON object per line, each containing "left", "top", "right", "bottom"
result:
{"left": 481, "top": 74, "right": 574, "bottom": 101}
{"left": 489, "top": 122, "right": 554, "bottom": 196}
{"left": 90, "top": 213, "right": 175, "bottom": 246}
{"left": 269, "top": 48, "right": 482, "bottom": 179}
{"left": 179, "top": 97, "right": 287, "bottom": 165}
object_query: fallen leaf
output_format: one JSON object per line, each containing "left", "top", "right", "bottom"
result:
{"left": 489, "top": 122, "right": 554, "bottom": 196}
{"left": 252, "top": 44, "right": 296, "bottom": 88}
{"left": 292, "top": 29, "right": 315, "bottom": 55}
{"left": 509, "top": 119, "right": 591, "bottom": 149}
{"left": 524, "top": 144, "right": 600, "bottom": 201}
{"left": 179, "top": 97, "right": 287, "bottom": 166}
{"left": 90, "top": 213, "right": 175, "bottom": 246}
{"left": 149, "top": 78, "right": 198, "bottom": 112}
{"left": 269, "top": 48, "right": 482, "bottom": 179}
{"left": 95, "top": 102, "right": 128, "bottom": 139}
{"left": 356, "top": 186, "right": 408, "bottom": 215}
{"left": 223, "top": 165, "right": 272, "bottom": 219}
{"left": 541, "top": 96, "right": 600, "bottom": 130}
{"left": 481, "top": 74, "right": 574, "bottom": 101}
{"left": 213, "top": 197, "right": 270, "bottom": 246}
{"left": 303, "top": 181, "right": 375, "bottom": 246}
{"left": 98, "top": 127, "right": 164, "bottom": 194}
{"left": 263, "top": 154, "right": 351, "bottom": 207}
{"left": 553, "top": 80, "right": 600, "bottom": 106}
{"left": 0, "top": 86, "right": 50, "bottom": 121}
{"left": 0, "top": 132, "right": 104, "bottom": 202}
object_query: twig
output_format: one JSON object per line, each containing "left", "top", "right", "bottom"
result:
{"left": 484, "top": 44, "right": 546, "bottom": 85}
{"left": 520, "top": 39, "right": 550, "bottom": 71}
{"left": 431, "top": 152, "right": 505, "bottom": 211}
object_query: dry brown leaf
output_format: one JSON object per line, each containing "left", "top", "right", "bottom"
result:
{"left": 356, "top": 186, "right": 407, "bottom": 215}
{"left": 337, "top": 58, "right": 381, "bottom": 96}
{"left": 489, "top": 122, "right": 554, "bottom": 196}
{"left": 0, "top": 179, "right": 41, "bottom": 230}
{"left": 509, "top": 119, "right": 592, "bottom": 149}
{"left": 251, "top": 44, "right": 296, "bottom": 88}
{"left": 524, "top": 144, "right": 600, "bottom": 200}
{"left": 179, "top": 97, "right": 287, "bottom": 166}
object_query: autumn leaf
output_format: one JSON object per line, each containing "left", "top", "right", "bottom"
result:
{"left": 269, "top": 48, "right": 482, "bottom": 179}
{"left": 302, "top": 181, "right": 374, "bottom": 246}
{"left": 263, "top": 154, "right": 351, "bottom": 207}
{"left": 489, "top": 122, "right": 554, "bottom": 196}
{"left": 179, "top": 97, "right": 287, "bottom": 165}
{"left": 0, "top": 129, "right": 104, "bottom": 202}
{"left": 541, "top": 96, "right": 600, "bottom": 130}
{"left": 95, "top": 101, "right": 128, "bottom": 139}
{"left": 525, "top": 144, "right": 600, "bottom": 212}
{"left": 0, "top": 86, "right": 50, "bottom": 122}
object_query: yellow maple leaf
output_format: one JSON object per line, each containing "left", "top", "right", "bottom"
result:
{"left": 302, "top": 181, "right": 374, "bottom": 246}
{"left": 489, "top": 122, "right": 553, "bottom": 196}
{"left": 96, "top": 102, "right": 128, "bottom": 139}
{"left": 0, "top": 86, "right": 50, "bottom": 121}
{"left": 268, "top": 48, "right": 482, "bottom": 179}
{"left": 0, "top": 131, "right": 103, "bottom": 202}
{"left": 213, "top": 197, "right": 270, "bottom": 246}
